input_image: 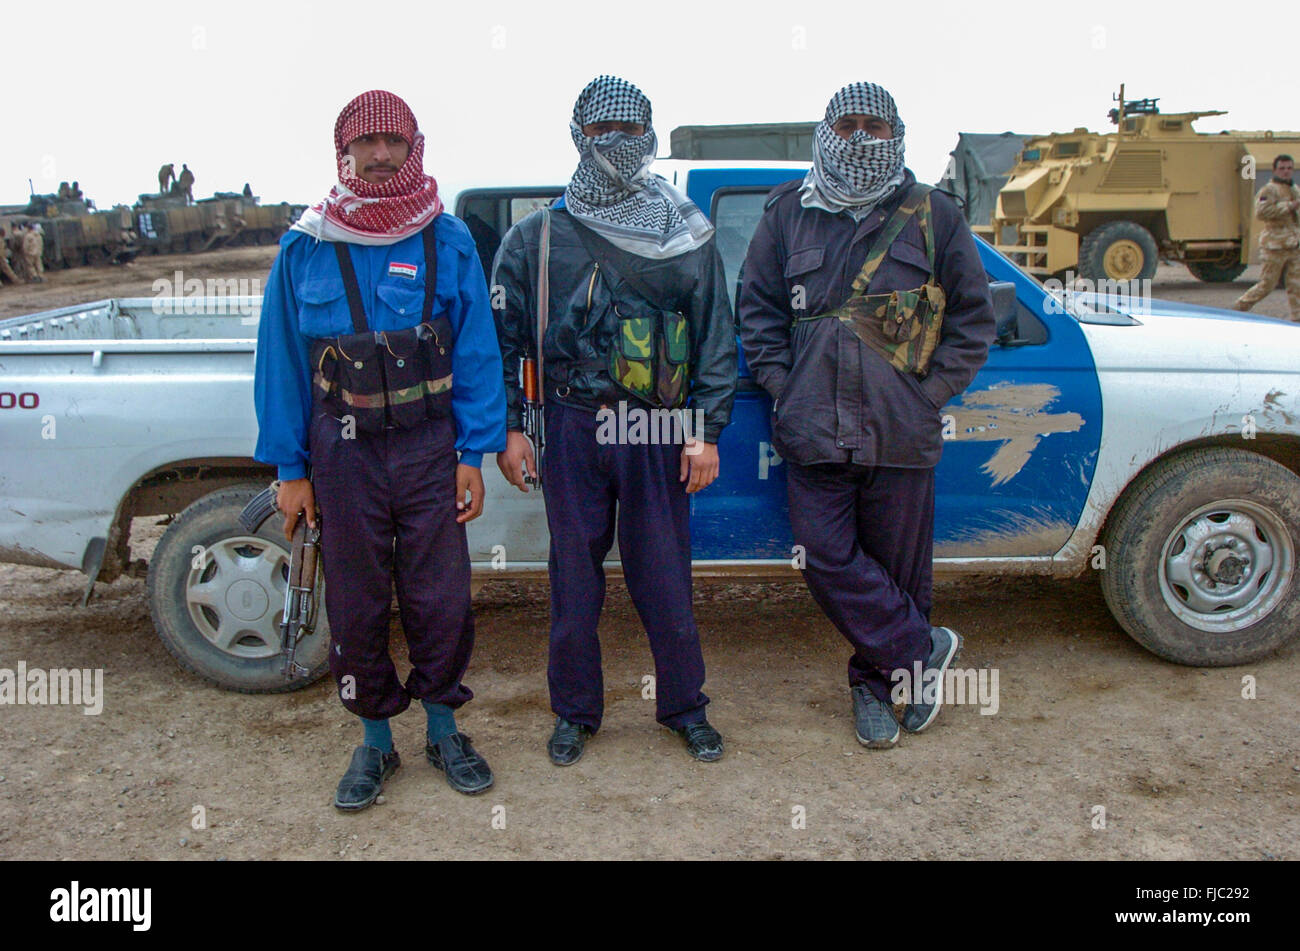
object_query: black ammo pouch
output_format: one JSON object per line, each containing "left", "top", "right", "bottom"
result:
{"left": 309, "top": 225, "right": 453, "bottom": 433}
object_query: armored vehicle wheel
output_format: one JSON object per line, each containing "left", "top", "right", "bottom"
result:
{"left": 1099, "top": 447, "right": 1300, "bottom": 666}
{"left": 147, "top": 483, "right": 331, "bottom": 692}
{"left": 1186, "top": 260, "right": 1247, "bottom": 283}
{"left": 1079, "top": 221, "right": 1158, "bottom": 284}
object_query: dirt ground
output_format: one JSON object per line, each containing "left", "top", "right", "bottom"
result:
{"left": 0, "top": 251, "right": 1296, "bottom": 861}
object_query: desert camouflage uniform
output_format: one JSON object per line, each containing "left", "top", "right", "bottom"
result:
{"left": 0, "top": 231, "right": 20, "bottom": 285}
{"left": 21, "top": 228, "right": 45, "bottom": 282}
{"left": 1234, "top": 178, "right": 1300, "bottom": 321}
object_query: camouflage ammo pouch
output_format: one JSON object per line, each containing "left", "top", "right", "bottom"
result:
{"left": 798, "top": 184, "right": 945, "bottom": 377}
{"left": 609, "top": 303, "right": 691, "bottom": 409}
{"left": 309, "top": 225, "right": 453, "bottom": 433}
{"left": 570, "top": 216, "right": 691, "bottom": 410}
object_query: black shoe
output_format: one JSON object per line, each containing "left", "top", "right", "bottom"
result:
{"left": 672, "top": 719, "right": 724, "bottom": 762}
{"left": 547, "top": 717, "right": 592, "bottom": 766}
{"left": 425, "top": 732, "right": 494, "bottom": 795}
{"left": 334, "top": 745, "right": 400, "bottom": 811}
{"left": 852, "top": 686, "right": 900, "bottom": 749}
{"left": 901, "top": 626, "right": 963, "bottom": 734}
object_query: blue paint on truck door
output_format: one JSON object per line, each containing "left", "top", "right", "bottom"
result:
{"left": 682, "top": 167, "right": 1104, "bottom": 561}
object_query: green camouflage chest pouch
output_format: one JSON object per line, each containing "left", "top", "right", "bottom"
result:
{"left": 570, "top": 217, "right": 690, "bottom": 409}
{"left": 798, "top": 184, "right": 945, "bottom": 377}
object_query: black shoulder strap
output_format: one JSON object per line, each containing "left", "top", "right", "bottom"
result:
{"left": 421, "top": 223, "right": 438, "bottom": 322}
{"left": 330, "top": 223, "right": 439, "bottom": 334}
{"left": 332, "top": 242, "right": 369, "bottom": 334}
{"left": 566, "top": 215, "right": 661, "bottom": 306}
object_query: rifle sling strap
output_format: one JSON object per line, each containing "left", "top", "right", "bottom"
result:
{"left": 537, "top": 208, "right": 551, "bottom": 407}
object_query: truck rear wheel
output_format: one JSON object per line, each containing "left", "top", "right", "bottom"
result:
{"left": 1079, "top": 221, "right": 1159, "bottom": 284}
{"left": 1099, "top": 447, "right": 1300, "bottom": 666}
{"left": 1186, "top": 260, "right": 1247, "bottom": 283}
{"left": 147, "top": 483, "right": 331, "bottom": 692}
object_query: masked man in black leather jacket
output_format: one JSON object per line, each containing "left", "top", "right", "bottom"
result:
{"left": 492, "top": 76, "right": 737, "bottom": 766}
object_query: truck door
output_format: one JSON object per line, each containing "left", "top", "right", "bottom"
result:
{"left": 691, "top": 168, "right": 1104, "bottom": 563}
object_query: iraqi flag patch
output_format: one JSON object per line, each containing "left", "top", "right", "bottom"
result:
{"left": 388, "top": 262, "right": 418, "bottom": 280}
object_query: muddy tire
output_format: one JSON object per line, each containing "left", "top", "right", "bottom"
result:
{"left": 1099, "top": 447, "right": 1300, "bottom": 666}
{"left": 1079, "top": 220, "right": 1159, "bottom": 284}
{"left": 147, "top": 484, "right": 330, "bottom": 692}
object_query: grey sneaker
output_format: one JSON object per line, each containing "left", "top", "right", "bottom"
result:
{"left": 900, "top": 626, "right": 963, "bottom": 734}
{"left": 852, "top": 685, "right": 900, "bottom": 749}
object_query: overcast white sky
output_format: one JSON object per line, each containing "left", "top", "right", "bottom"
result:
{"left": 3, "top": 0, "right": 1290, "bottom": 210}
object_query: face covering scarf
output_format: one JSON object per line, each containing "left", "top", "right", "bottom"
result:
{"left": 801, "top": 82, "right": 907, "bottom": 221}
{"left": 564, "top": 75, "right": 713, "bottom": 259}
{"left": 292, "top": 89, "right": 443, "bottom": 247}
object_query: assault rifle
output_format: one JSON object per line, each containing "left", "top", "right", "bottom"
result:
{"left": 521, "top": 356, "right": 544, "bottom": 488}
{"left": 239, "top": 486, "right": 320, "bottom": 681}
{"left": 520, "top": 206, "right": 553, "bottom": 489}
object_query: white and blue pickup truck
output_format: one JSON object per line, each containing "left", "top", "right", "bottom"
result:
{"left": 2, "top": 160, "right": 1298, "bottom": 692}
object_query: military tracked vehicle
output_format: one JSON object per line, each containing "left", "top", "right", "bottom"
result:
{"left": 974, "top": 88, "right": 1300, "bottom": 284}
{"left": 134, "top": 192, "right": 300, "bottom": 255}
{"left": 0, "top": 194, "right": 137, "bottom": 269}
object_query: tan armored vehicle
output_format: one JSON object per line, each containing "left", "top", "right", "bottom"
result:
{"left": 975, "top": 89, "right": 1300, "bottom": 283}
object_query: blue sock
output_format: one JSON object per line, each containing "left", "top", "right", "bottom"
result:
{"left": 361, "top": 717, "right": 393, "bottom": 753}
{"left": 422, "top": 701, "right": 458, "bottom": 743}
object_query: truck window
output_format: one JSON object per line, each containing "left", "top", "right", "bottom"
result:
{"left": 455, "top": 187, "right": 564, "bottom": 282}
{"left": 710, "top": 188, "right": 772, "bottom": 309}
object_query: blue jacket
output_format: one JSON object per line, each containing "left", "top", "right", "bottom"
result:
{"left": 254, "top": 214, "right": 507, "bottom": 479}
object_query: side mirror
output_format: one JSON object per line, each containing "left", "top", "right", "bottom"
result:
{"left": 990, "top": 281, "right": 1021, "bottom": 345}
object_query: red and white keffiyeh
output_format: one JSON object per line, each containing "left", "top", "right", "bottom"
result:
{"left": 292, "top": 90, "right": 443, "bottom": 246}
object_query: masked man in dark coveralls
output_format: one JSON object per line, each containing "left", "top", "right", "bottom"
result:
{"left": 254, "top": 90, "right": 507, "bottom": 809}
{"left": 493, "top": 76, "right": 737, "bottom": 766}
{"left": 738, "top": 82, "right": 994, "bottom": 749}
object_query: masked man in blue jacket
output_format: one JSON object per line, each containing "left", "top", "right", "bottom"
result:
{"left": 739, "top": 82, "right": 994, "bottom": 750}
{"left": 254, "top": 90, "right": 506, "bottom": 809}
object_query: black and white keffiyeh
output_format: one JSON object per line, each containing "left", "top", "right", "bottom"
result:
{"left": 565, "top": 75, "right": 713, "bottom": 259}
{"left": 801, "top": 82, "right": 907, "bottom": 219}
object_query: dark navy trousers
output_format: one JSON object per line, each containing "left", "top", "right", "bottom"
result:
{"left": 786, "top": 462, "right": 934, "bottom": 704}
{"left": 541, "top": 401, "right": 709, "bottom": 732}
{"left": 311, "top": 411, "right": 475, "bottom": 720}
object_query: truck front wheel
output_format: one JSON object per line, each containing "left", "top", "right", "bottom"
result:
{"left": 1079, "top": 220, "right": 1159, "bottom": 284}
{"left": 1099, "top": 447, "right": 1300, "bottom": 666}
{"left": 146, "top": 484, "right": 331, "bottom": 692}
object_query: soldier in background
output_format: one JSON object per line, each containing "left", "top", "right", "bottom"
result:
{"left": 0, "top": 227, "right": 21, "bottom": 285}
{"left": 57, "top": 182, "right": 71, "bottom": 200}
{"left": 1233, "top": 155, "right": 1300, "bottom": 322}
{"left": 70, "top": 181, "right": 84, "bottom": 201}
{"left": 242, "top": 182, "right": 254, "bottom": 199}
{"left": 158, "top": 163, "right": 175, "bottom": 196}
{"left": 21, "top": 224, "right": 45, "bottom": 283}
{"left": 177, "top": 164, "right": 195, "bottom": 204}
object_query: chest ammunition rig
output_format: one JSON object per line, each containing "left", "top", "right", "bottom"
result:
{"left": 798, "top": 184, "right": 945, "bottom": 377}
{"left": 309, "top": 225, "right": 454, "bottom": 433}
{"left": 570, "top": 216, "right": 691, "bottom": 410}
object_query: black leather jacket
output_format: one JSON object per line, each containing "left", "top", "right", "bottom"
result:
{"left": 491, "top": 205, "right": 736, "bottom": 442}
